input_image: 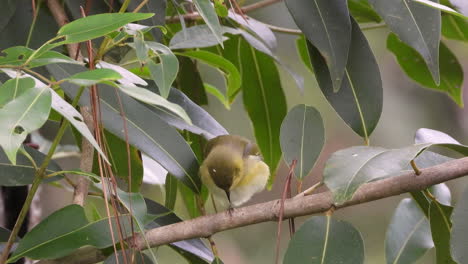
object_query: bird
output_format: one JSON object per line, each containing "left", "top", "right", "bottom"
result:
{"left": 200, "top": 135, "right": 270, "bottom": 209}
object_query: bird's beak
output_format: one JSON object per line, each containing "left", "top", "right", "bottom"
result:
{"left": 225, "top": 190, "right": 231, "bottom": 204}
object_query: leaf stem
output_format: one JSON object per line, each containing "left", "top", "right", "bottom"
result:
{"left": 410, "top": 160, "right": 422, "bottom": 175}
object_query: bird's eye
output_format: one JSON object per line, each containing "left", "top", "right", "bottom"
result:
{"left": 211, "top": 168, "right": 217, "bottom": 174}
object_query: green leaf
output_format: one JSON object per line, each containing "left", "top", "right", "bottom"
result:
{"left": 429, "top": 201, "right": 456, "bottom": 264}
{"left": 177, "top": 56, "right": 208, "bottom": 105}
{"left": 65, "top": 68, "right": 122, "bottom": 86}
{"left": 284, "top": 215, "right": 364, "bottom": 264}
{"left": 385, "top": 198, "right": 433, "bottom": 264}
{"left": 177, "top": 50, "right": 241, "bottom": 103}
{"left": 228, "top": 11, "right": 277, "bottom": 51}
{"left": 8, "top": 205, "right": 133, "bottom": 262}
{"left": 309, "top": 17, "right": 382, "bottom": 140}
{"left": 387, "top": 34, "right": 464, "bottom": 106}
{"left": 0, "top": 146, "right": 62, "bottom": 186}
{"left": 204, "top": 83, "right": 230, "bottom": 109}
{"left": 179, "top": 183, "right": 202, "bottom": 218}
{"left": 58, "top": 13, "right": 154, "bottom": 43}
{"left": 215, "top": 0, "right": 228, "bottom": 17}
{"left": 123, "top": 0, "right": 167, "bottom": 41}
{"left": 0, "top": 81, "right": 51, "bottom": 164}
{"left": 0, "top": 46, "right": 81, "bottom": 68}
{"left": 145, "top": 42, "right": 179, "bottom": 98}
{"left": 104, "top": 251, "right": 153, "bottom": 264}
{"left": 348, "top": 0, "right": 382, "bottom": 22}
{"left": 369, "top": 0, "right": 441, "bottom": 84}
{"left": 0, "top": 0, "right": 15, "bottom": 33}
{"left": 442, "top": 14, "right": 468, "bottom": 41}
{"left": 285, "top": 0, "right": 351, "bottom": 92}
{"left": 47, "top": 64, "right": 202, "bottom": 194}
{"left": 414, "top": 0, "right": 468, "bottom": 18}
{"left": 238, "top": 40, "right": 287, "bottom": 186}
{"left": 169, "top": 25, "right": 239, "bottom": 50}
{"left": 211, "top": 257, "right": 224, "bottom": 264}
{"left": 165, "top": 174, "right": 178, "bottom": 210}
{"left": 0, "top": 227, "right": 11, "bottom": 242}
{"left": 0, "top": 77, "right": 35, "bottom": 107}
{"left": 280, "top": 104, "right": 325, "bottom": 179}
{"left": 193, "top": 0, "right": 224, "bottom": 47}
{"left": 451, "top": 186, "right": 468, "bottom": 263}
{"left": 295, "top": 35, "right": 313, "bottom": 73}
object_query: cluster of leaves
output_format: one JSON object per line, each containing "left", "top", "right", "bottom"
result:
{"left": 0, "top": 0, "right": 466, "bottom": 263}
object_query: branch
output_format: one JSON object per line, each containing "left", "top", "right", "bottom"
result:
{"left": 37, "top": 157, "right": 468, "bottom": 264}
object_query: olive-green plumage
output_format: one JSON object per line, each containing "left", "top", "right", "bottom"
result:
{"left": 200, "top": 135, "right": 270, "bottom": 208}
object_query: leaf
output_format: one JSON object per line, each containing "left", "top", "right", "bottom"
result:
{"left": 369, "top": 0, "right": 441, "bottom": 84}
{"left": 348, "top": 0, "right": 382, "bottom": 22}
{"left": 280, "top": 104, "right": 325, "bottom": 179}
{"left": 295, "top": 35, "right": 313, "bottom": 73}
{"left": 309, "top": 17, "right": 382, "bottom": 140}
{"left": 165, "top": 174, "right": 178, "bottom": 210}
{"left": 8, "top": 205, "right": 133, "bottom": 262}
{"left": 177, "top": 50, "right": 241, "bottom": 103}
{"left": 145, "top": 198, "right": 214, "bottom": 262}
{"left": 97, "top": 60, "right": 148, "bottom": 86}
{"left": 0, "top": 146, "right": 62, "bottom": 186}
{"left": 385, "top": 198, "right": 433, "bottom": 264}
{"left": 65, "top": 68, "right": 122, "bottom": 86}
{"left": 144, "top": 85, "right": 228, "bottom": 139}
{"left": 104, "top": 250, "right": 153, "bottom": 264}
{"left": 324, "top": 138, "right": 468, "bottom": 205}
{"left": 429, "top": 201, "right": 456, "bottom": 264}
{"left": 415, "top": 127, "right": 461, "bottom": 145}
{"left": 0, "top": 227, "right": 11, "bottom": 242}
{"left": 414, "top": 0, "right": 468, "bottom": 19}
{"left": 0, "top": 46, "right": 81, "bottom": 68}
{"left": 169, "top": 25, "right": 239, "bottom": 50}
{"left": 177, "top": 56, "right": 208, "bottom": 105}
{"left": 211, "top": 257, "right": 224, "bottom": 264}
{"left": 204, "top": 83, "right": 230, "bottom": 109}
{"left": 285, "top": 0, "right": 351, "bottom": 92}
{"left": 0, "top": 77, "right": 35, "bottom": 107}
{"left": 451, "top": 185, "right": 468, "bottom": 263}
{"left": 442, "top": 14, "right": 468, "bottom": 41}
{"left": 0, "top": 0, "right": 15, "bottom": 33}
{"left": 47, "top": 64, "right": 202, "bottom": 194}
{"left": 178, "top": 183, "right": 203, "bottom": 218}
{"left": 0, "top": 79, "right": 51, "bottom": 164}
{"left": 58, "top": 13, "right": 154, "bottom": 43}
{"left": 123, "top": 0, "right": 167, "bottom": 41}
{"left": 228, "top": 11, "right": 277, "bottom": 51}
{"left": 193, "top": 0, "right": 224, "bottom": 47}
{"left": 145, "top": 42, "right": 179, "bottom": 98}
{"left": 387, "top": 34, "right": 463, "bottom": 107}
{"left": 238, "top": 40, "right": 287, "bottom": 185}
{"left": 284, "top": 215, "right": 364, "bottom": 264}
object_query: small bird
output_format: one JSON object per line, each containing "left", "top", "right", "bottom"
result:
{"left": 200, "top": 135, "right": 270, "bottom": 208}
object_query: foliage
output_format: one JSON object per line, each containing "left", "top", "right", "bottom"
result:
{"left": 0, "top": 0, "right": 466, "bottom": 263}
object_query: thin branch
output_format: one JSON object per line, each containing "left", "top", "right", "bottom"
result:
{"left": 46, "top": 0, "right": 80, "bottom": 58}
{"left": 37, "top": 156, "right": 468, "bottom": 264}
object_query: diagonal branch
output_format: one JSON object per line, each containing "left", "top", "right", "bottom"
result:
{"left": 38, "top": 157, "right": 468, "bottom": 264}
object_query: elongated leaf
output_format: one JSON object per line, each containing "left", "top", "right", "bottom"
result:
{"left": 0, "top": 46, "right": 81, "bottom": 68}
{"left": 442, "top": 14, "right": 468, "bottom": 41}
{"left": 65, "top": 68, "right": 122, "bottom": 86}
{"left": 309, "top": 17, "right": 382, "bottom": 140}
{"left": 451, "top": 186, "right": 468, "bottom": 263}
{"left": 239, "top": 40, "right": 286, "bottom": 185}
{"left": 0, "top": 0, "right": 15, "bottom": 32}
{"left": 177, "top": 50, "right": 241, "bottom": 103}
{"left": 0, "top": 79, "right": 51, "bottom": 164}
{"left": 429, "top": 201, "right": 456, "bottom": 263}
{"left": 204, "top": 83, "right": 230, "bottom": 109}
{"left": 8, "top": 205, "right": 133, "bottom": 262}
{"left": 0, "top": 146, "right": 62, "bottom": 186}
{"left": 47, "top": 64, "right": 201, "bottom": 193}
{"left": 414, "top": 0, "right": 468, "bottom": 18}
{"left": 385, "top": 198, "right": 433, "bottom": 264}
{"left": 369, "top": 0, "right": 441, "bottom": 84}
{"left": 324, "top": 138, "right": 468, "bottom": 204}
{"left": 193, "top": 0, "right": 224, "bottom": 46}
{"left": 58, "top": 13, "right": 154, "bottom": 43}
{"left": 228, "top": 11, "right": 277, "bottom": 51}
{"left": 348, "top": 0, "right": 382, "bottom": 22}
{"left": 284, "top": 215, "right": 364, "bottom": 264}
{"left": 145, "top": 42, "right": 179, "bottom": 98}
{"left": 0, "top": 77, "right": 35, "bottom": 107}
{"left": 295, "top": 35, "right": 313, "bottom": 73}
{"left": 104, "top": 251, "right": 153, "bottom": 264}
{"left": 387, "top": 34, "right": 463, "bottom": 106}
{"left": 280, "top": 104, "right": 325, "bottom": 179}
{"left": 97, "top": 60, "right": 148, "bottom": 86}
{"left": 123, "top": 0, "right": 167, "bottom": 41}
{"left": 285, "top": 0, "right": 351, "bottom": 92}
{"left": 165, "top": 174, "right": 178, "bottom": 210}
{"left": 177, "top": 56, "right": 208, "bottom": 105}
{"left": 169, "top": 25, "right": 240, "bottom": 50}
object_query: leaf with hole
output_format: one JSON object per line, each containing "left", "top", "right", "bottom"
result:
{"left": 280, "top": 104, "right": 324, "bottom": 179}
{"left": 0, "top": 77, "right": 35, "bottom": 107}
{"left": 0, "top": 46, "right": 80, "bottom": 68}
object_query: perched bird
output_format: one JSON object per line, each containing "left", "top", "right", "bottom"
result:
{"left": 200, "top": 135, "right": 270, "bottom": 208}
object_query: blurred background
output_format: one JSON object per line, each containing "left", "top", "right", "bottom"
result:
{"left": 31, "top": 1, "right": 468, "bottom": 263}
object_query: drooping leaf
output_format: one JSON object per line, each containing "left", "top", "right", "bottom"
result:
{"left": 0, "top": 146, "right": 62, "bottom": 186}
{"left": 58, "top": 13, "right": 154, "bottom": 43}
{"left": 387, "top": 33, "right": 463, "bottom": 106}
{"left": 177, "top": 50, "right": 241, "bottom": 103}
{"left": 429, "top": 201, "right": 456, "bottom": 264}
{"left": 415, "top": 127, "right": 461, "bottom": 145}
{"left": 348, "top": 0, "right": 382, "bottom": 22}
{"left": 369, "top": 0, "right": 441, "bottom": 84}
{"left": 442, "top": 14, "right": 468, "bottom": 41}
{"left": 47, "top": 64, "right": 202, "bottom": 194}
{"left": 8, "top": 205, "right": 133, "bottom": 262}
{"left": 204, "top": 83, "right": 230, "bottom": 109}
{"left": 165, "top": 174, "right": 178, "bottom": 210}
{"left": 228, "top": 11, "right": 277, "bottom": 51}
{"left": 176, "top": 56, "right": 208, "bottom": 105}
{"left": 451, "top": 185, "right": 468, "bottom": 263}
{"left": 280, "top": 104, "right": 325, "bottom": 179}
{"left": 0, "top": 46, "right": 81, "bottom": 68}
{"left": 285, "top": 0, "right": 351, "bottom": 92}
{"left": 385, "top": 198, "right": 433, "bottom": 264}
{"left": 178, "top": 183, "right": 203, "bottom": 218}
{"left": 145, "top": 42, "right": 179, "bottom": 98}
{"left": 284, "top": 215, "right": 364, "bottom": 264}
{"left": 123, "top": 0, "right": 167, "bottom": 41}
{"left": 309, "top": 17, "right": 382, "bottom": 140}
{"left": 295, "top": 35, "right": 313, "bottom": 73}
{"left": 238, "top": 39, "right": 287, "bottom": 185}
{"left": 0, "top": 78, "right": 51, "bottom": 164}
{"left": 193, "top": 0, "right": 224, "bottom": 46}
{"left": 65, "top": 68, "right": 122, "bottom": 86}
{"left": 97, "top": 60, "right": 148, "bottom": 87}
{"left": 414, "top": 0, "right": 468, "bottom": 18}
{"left": 169, "top": 25, "right": 240, "bottom": 50}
